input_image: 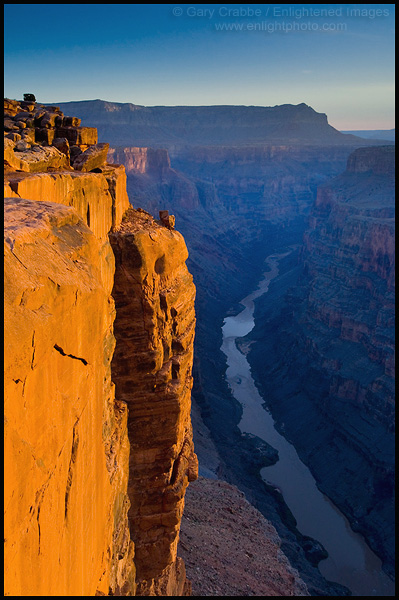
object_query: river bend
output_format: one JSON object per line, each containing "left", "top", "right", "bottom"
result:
{"left": 221, "top": 251, "right": 394, "bottom": 597}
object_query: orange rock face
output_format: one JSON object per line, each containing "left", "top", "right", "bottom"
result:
{"left": 4, "top": 165, "right": 129, "bottom": 241}
{"left": 4, "top": 198, "right": 134, "bottom": 596}
{"left": 4, "top": 101, "right": 198, "bottom": 597}
{"left": 110, "top": 208, "right": 198, "bottom": 595}
{"left": 4, "top": 166, "right": 129, "bottom": 293}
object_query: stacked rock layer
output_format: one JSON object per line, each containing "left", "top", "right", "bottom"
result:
{"left": 4, "top": 99, "right": 197, "bottom": 596}
{"left": 110, "top": 208, "right": 198, "bottom": 595}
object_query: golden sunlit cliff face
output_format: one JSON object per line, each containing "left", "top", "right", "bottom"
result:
{"left": 4, "top": 99, "right": 197, "bottom": 596}
{"left": 4, "top": 197, "right": 134, "bottom": 596}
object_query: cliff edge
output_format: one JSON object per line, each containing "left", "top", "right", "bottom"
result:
{"left": 4, "top": 98, "right": 197, "bottom": 595}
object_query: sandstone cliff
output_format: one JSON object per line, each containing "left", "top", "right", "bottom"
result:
{"left": 4, "top": 194, "right": 134, "bottom": 595}
{"left": 4, "top": 99, "right": 197, "bottom": 596}
{"left": 109, "top": 207, "right": 198, "bottom": 595}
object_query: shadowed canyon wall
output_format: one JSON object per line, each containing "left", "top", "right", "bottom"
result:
{"left": 246, "top": 145, "right": 395, "bottom": 577}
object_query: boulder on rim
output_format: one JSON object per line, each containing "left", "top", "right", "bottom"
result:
{"left": 72, "top": 142, "right": 109, "bottom": 172}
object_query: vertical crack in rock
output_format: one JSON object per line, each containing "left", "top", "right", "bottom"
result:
{"left": 31, "top": 331, "right": 35, "bottom": 369}
{"left": 37, "top": 505, "right": 41, "bottom": 555}
{"left": 64, "top": 421, "right": 79, "bottom": 521}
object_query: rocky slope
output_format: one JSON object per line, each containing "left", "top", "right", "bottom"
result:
{"left": 178, "top": 477, "right": 309, "bottom": 596}
{"left": 4, "top": 99, "right": 198, "bottom": 596}
{"left": 245, "top": 145, "right": 395, "bottom": 578}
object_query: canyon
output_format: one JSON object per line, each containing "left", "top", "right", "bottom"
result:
{"left": 4, "top": 98, "right": 395, "bottom": 596}
{"left": 4, "top": 99, "right": 308, "bottom": 596}
{"left": 245, "top": 145, "right": 395, "bottom": 579}
{"left": 78, "top": 100, "right": 394, "bottom": 595}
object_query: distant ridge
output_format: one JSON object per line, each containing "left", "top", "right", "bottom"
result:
{"left": 341, "top": 129, "right": 395, "bottom": 142}
{"left": 47, "top": 100, "right": 391, "bottom": 148}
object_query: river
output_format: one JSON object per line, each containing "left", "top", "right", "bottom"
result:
{"left": 221, "top": 251, "right": 395, "bottom": 597}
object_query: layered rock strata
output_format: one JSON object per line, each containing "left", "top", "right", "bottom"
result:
{"left": 4, "top": 97, "right": 101, "bottom": 172}
{"left": 4, "top": 99, "right": 198, "bottom": 596}
{"left": 302, "top": 145, "right": 395, "bottom": 424}
{"left": 109, "top": 207, "right": 198, "bottom": 595}
{"left": 51, "top": 99, "right": 392, "bottom": 148}
{"left": 108, "top": 146, "right": 172, "bottom": 176}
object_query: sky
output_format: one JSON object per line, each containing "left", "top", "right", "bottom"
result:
{"left": 4, "top": 4, "right": 395, "bottom": 130}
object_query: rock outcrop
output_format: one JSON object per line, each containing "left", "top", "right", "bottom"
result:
{"left": 4, "top": 97, "right": 107, "bottom": 173}
{"left": 4, "top": 99, "right": 198, "bottom": 596}
{"left": 109, "top": 207, "right": 198, "bottom": 595}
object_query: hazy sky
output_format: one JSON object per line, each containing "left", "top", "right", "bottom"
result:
{"left": 4, "top": 4, "right": 395, "bottom": 129}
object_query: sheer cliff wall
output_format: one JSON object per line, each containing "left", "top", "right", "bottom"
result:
{"left": 4, "top": 196, "right": 134, "bottom": 596}
{"left": 109, "top": 208, "right": 198, "bottom": 595}
{"left": 4, "top": 99, "right": 197, "bottom": 596}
